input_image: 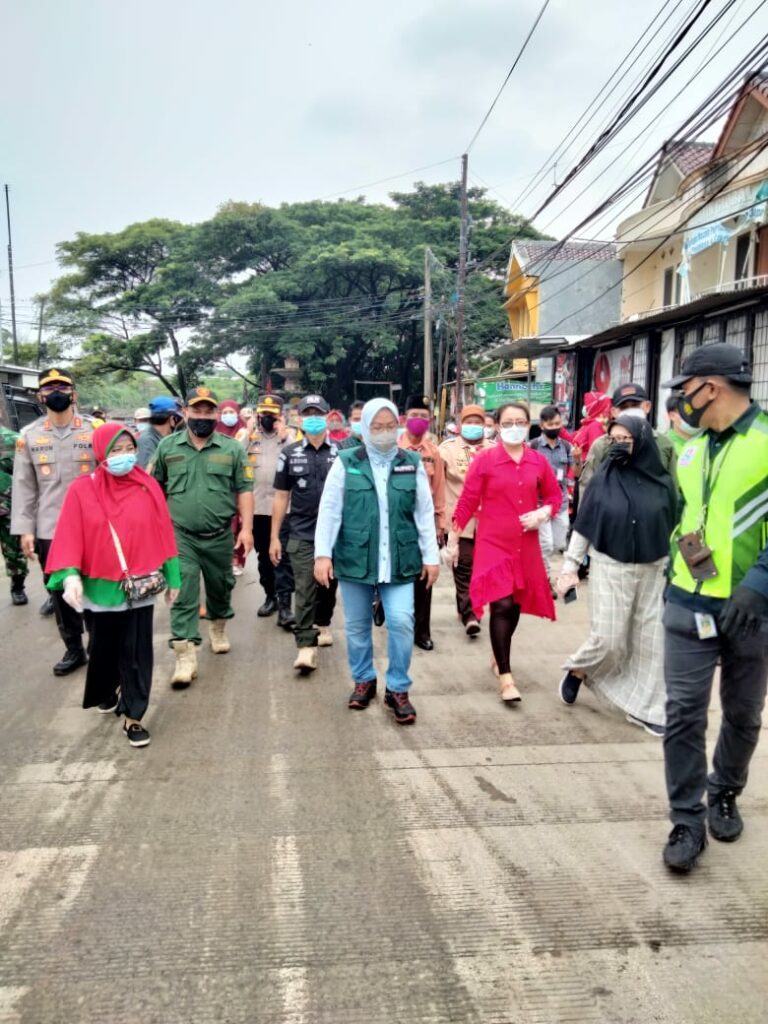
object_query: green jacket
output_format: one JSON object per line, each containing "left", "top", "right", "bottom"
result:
{"left": 670, "top": 405, "right": 768, "bottom": 599}
{"left": 333, "top": 446, "right": 423, "bottom": 584}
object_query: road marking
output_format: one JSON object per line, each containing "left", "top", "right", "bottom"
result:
{"left": 0, "top": 845, "right": 99, "bottom": 933}
{"left": 0, "top": 987, "right": 29, "bottom": 1023}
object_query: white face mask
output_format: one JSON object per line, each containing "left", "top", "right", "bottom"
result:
{"left": 676, "top": 417, "right": 702, "bottom": 436}
{"left": 500, "top": 425, "right": 528, "bottom": 445}
{"left": 619, "top": 407, "right": 646, "bottom": 421}
{"left": 483, "top": 426, "right": 496, "bottom": 439}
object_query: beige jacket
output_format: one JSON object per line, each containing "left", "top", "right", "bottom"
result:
{"left": 439, "top": 436, "right": 495, "bottom": 539}
{"left": 245, "top": 427, "right": 296, "bottom": 516}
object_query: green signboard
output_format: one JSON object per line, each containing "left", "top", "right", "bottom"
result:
{"left": 474, "top": 379, "right": 553, "bottom": 409}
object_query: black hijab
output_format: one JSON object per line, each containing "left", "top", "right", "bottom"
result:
{"left": 573, "top": 414, "right": 676, "bottom": 564}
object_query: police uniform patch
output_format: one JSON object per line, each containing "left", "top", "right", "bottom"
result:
{"left": 678, "top": 445, "right": 699, "bottom": 468}
{"left": 41, "top": 465, "right": 52, "bottom": 476}
{"left": 37, "top": 454, "right": 49, "bottom": 463}
{"left": 244, "top": 466, "right": 254, "bottom": 480}
{"left": 15, "top": 438, "right": 25, "bottom": 451}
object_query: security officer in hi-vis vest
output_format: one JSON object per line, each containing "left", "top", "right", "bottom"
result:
{"left": 11, "top": 368, "right": 97, "bottom": 675}
{"left": 661, "top": 344, "right": 768, "bottom": 874}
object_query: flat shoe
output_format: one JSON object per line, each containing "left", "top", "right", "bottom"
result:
{"left": 500, "top": 680, "right": 521, "bottom": 703}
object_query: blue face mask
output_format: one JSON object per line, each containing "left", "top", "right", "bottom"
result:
{"left": 461, "top": 424, "right": 484, "bottom": 442}
{"left": 302, "top": 416, "right": 327, "bottom": 435}
{"left": 220, "top": 412, "right": 239, "bottom": 427}
{"left": 105, "top": 452, "right": 137, "bottom": 476}
{"left": 350, "top": 421, "right": 362, "bottom": 436}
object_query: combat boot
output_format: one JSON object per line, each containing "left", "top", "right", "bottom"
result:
{"left": 10, "top": 575, "right": 28, "bottom": 606}
{"left": 208, "top": 619, "right": 231, "bottom": 653}
{"left": 171, "top": 640, "right": 197, "bottom": 689}
{"left": 293, "top": 647, "right": 317, "bottom": 674}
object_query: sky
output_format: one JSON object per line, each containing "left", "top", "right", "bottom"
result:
{"left": 0, "top": 0, "right": 762, "bottom": 342}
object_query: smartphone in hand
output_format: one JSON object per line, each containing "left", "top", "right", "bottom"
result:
{"left": 564, "top": 586, "right": 578, "bottom": 604}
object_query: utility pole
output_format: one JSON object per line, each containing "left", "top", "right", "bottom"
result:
{"left": 4, "top": 185, "right": 19, "bottom": 363}
{"left": 36, "top": 295, "right": 47, "bottom": 368}
{"left": 423, "top": 247, "right": 433, "bottom": 401}
{"left": 455, "top": 154, "right": 469, "bottom": 414}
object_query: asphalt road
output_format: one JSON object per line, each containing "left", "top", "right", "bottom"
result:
{"left": 1, "top": 559, "right": 766, "bottom": 1024}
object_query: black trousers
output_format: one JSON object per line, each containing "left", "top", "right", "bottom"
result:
{"left": 83, "top": 606, "right": 154, "bottom": 721}
{"left": 253, "top": 514, "right": 294, "bottom": 603}
{"left": 36, "top": 537, "right": 86, "bottom": 651}
{"left": 414, "top": 572, "right": 433, "bottom": 644}
{"left": 453, "top": 537, "right": 476, "bottom": 624}
{"left": 663, "top": 601, "right": 768, "bottom": 830}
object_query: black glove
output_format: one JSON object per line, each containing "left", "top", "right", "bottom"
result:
{"left": 719, "top": 585, "right": 768, "bottom": 638}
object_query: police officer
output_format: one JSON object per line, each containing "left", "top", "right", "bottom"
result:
{"left": 270, "top": 395, "right": 338, "bottom": 674}
{"left": 152, "top": 387, "right": 254, "bottom": 686}
{"left": 11, "top": 368, "right": 97, "bottom": 674}
{"left": 661, "top": 343, "right": 768, "bottom": 873}
{"left": 137, "top": 395, "right": 183, "bottom": 469}
{"left": 0, "top": 424, "right": 28, "bottom": 605}
{"left": 246, "top": 395, "right": 296, "bottom": 622}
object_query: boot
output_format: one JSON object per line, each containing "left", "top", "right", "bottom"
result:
{"left": 293, "top": 647, "right": 317, "bottom": 673}
{"left": 315, "top": 625, "right": 333, "bottom": 647}
{"left": 208, "top": 619, "right": 231, "bottom": 654}
{"left": 10, "top": 575, "right": 28, "bottom": 606}
{"left": 277, "top": 598, "right": 296, "bottom": 631}
{"left": 53, "top": 646, "right": 88, "bottom": 676}
{"left": 257, "top": 596, "right": 278, "bottom": 618}
{"left": 39, "top": 595, "right": 55, "bottom": 616}
{"left": 171, "top": 640, "right": 197, "bottom": 688}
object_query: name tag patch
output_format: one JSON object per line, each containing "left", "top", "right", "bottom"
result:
{"left": 393, "top": 465, "right": 417, "bottom": 474}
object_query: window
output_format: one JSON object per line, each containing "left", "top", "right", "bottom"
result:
{"left": 735, "top": 233, "right": 752, "bottom": 281}
{"left": 752, "top": 311, "right": 768, "bottom": 407}
{"left": 663, "top": 267, "right": 674, "bottom": 307}
{"left": 632, "top": 335, "right": 648, "bottom": 386}
{"left": 726, "top": 315, "right": 748, "bottom": 351}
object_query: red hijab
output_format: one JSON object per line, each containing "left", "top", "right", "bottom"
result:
{"left": 45, "top": 422, "right": 178, "bottom": 580}
{"left": 327, "top": 409, "right": 349, "bottom": 442}
{"left": 215, "top": 399, "right": 244, "bottom": 438}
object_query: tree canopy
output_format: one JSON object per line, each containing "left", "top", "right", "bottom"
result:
{"left": 47, "top": 183, "right": 545, "bottom": 404}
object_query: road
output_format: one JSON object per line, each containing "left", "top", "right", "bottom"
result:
{"left": 1, "top": 560, "right": 766, "bottom": 1024}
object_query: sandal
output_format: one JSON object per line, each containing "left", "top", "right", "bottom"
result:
{"left": 498, "top": 675, "right": 521, "bottom": 703}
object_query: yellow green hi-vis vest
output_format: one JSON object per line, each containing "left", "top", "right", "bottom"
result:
{"left": 670, "top": 408, "right": 768, "bottom": 598}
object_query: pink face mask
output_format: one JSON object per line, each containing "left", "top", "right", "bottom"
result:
{"left": 406, "top": 416, "right": 430, "bottom": 437}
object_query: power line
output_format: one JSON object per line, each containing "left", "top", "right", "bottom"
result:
{"left": 465, "top": 0, "right": 552, "bottom": 153}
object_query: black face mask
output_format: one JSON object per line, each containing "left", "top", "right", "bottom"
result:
{"left": 677, "top": 381, "right": 715, "bottom": 429}
{"left": 259, "top": 415, "right": 276, "bottom": 432}
{"left": 187, "top": 417, "right": 216, "bottom": 438}
{"left": 607, "top": 441, "right": 632, "bottom": 465}
{"left": 542, "top": 427, "right": 561, "bottom": 439}
{"left": 43, "top": 392, "right": 73, "bottom": 413}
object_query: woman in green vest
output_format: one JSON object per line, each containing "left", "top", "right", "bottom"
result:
{"left": 314, "top": 398, "right": 440, "bottom": 724}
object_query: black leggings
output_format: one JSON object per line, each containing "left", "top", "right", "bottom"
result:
{"left": 489, "top": 596, "right": 521, "bottom": 675}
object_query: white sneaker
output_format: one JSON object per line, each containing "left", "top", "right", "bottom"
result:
{"left": 233, "top": 565, "right": 244, "bottom": 577}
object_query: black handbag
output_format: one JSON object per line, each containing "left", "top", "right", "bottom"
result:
{"left": 106, "top": 521, "right": 166, "bottom": 605}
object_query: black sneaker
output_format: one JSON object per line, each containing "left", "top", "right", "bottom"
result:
{"left": 53, "top": 647, "right": 88, "bottom": 676}
{"left": 98, "top": 696, "right": 119, "bottom": 714}
{"left": 465, "top": 619, "right": 481, "bottom": 637}
{"left": 708, "top": 789, "right": 743, "bottom": 842}
{"left": 348, "top": 679, "right": 377, "bottom": 710}
{"left": 123, "top": 722, "right": 151, "bottom": 748}
{"left": 257, "top": 596, "right": 278, "bottom": 618}
{"left": 663, "top": 824, "right": 707, "bottom": 873}
{"left": 559, "top": 671, "right": 582, "bottom": 705}
{"left": 384, "top": 689, "right": 417, "bottom": 725}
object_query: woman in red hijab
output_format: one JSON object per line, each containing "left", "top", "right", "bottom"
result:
{"left": 216, "top": 400, "right": 249, "bottom": 574}
{"left": 326, "top": 409, "right": 349, "bottom": 442}
{"left": 45, "top": 423, "right": 181, "bottom": 748}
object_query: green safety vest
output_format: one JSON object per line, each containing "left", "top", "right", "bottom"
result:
{"left": 670, "top": 408, "right": 768, "bottom": 598}
{"left": 333, "top": 446, "right": 423, "bottom": 584}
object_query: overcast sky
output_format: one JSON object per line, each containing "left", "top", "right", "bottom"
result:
{"left": 1, "top": 0, "right": 760, "bottom": 339}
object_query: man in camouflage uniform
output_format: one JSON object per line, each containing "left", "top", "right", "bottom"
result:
{"left": 11, "top": 367, "right": 98, "bottom": 675}
{"left": 0, "top": 425, "right": 28, "bottom": 605}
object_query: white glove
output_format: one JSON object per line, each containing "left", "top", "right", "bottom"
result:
{"left": 441, "top": 544, "right": 459, "bottom": 569}
{"left": 519, "top": 506, "right": 551, "bottom": 531}
{"left": 63, "top": 575, "right": 84, "bottom": 613}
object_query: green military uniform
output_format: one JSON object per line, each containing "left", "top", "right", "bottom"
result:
{"left": 0, "top": 425, "right": 28, "bottom": 589}
{"left": 152, "top": 428, "right": 252, "bottom": 645}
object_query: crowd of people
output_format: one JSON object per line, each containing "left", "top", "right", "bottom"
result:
{"left": 2, "top": 342, "right": 766, "bottom": 875}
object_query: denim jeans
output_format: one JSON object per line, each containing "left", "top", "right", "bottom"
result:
{"left": 339, "top": 580, "right": 415, "bottom": 692}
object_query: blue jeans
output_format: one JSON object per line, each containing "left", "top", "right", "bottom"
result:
{"left": 339, "top": 580, "right": 415, "bottom": 692}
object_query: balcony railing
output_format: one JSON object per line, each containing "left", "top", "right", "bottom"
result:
{"left": 622, "top": 274, "right": 768, "bottom": 322}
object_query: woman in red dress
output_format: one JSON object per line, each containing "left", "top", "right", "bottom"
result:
{"left": 449, "top": 402, "right": 562, "bottom": 704}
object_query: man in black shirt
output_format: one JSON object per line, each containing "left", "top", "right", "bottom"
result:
{"left": 270, "top": 395, "right": 338, "bottom": 673}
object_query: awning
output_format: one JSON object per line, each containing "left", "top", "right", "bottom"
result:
{"left": 485, "top": 335, "right": 589, "bottom": 361}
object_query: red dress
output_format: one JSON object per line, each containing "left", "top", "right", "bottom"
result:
{"left": 454, "top": 444, "right": 562, "bottom": 620}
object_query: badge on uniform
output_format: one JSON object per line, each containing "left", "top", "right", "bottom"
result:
{"left": 393, "top": 465, "right": 416, "bottom": 474}
{"left": 694, "top": 612, "right": 718, "bottom": 640}
{"left": 244, "top": 466, "right": 254, "bottom": 480}
{"left": 677, "top": 445, "right": 699, "bottom": 468}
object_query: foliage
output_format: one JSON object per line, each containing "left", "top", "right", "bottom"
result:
{"left": 47, "top": 184, "right": 547, "bottom": 406}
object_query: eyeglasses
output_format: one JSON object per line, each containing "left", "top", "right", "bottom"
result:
{"left": 499, "top": 419, "right": 528, "bottom": 428}
{"left": 369, "top": 422, "right": 398, "bottom": 434}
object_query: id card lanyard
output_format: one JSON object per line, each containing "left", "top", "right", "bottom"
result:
{"left": 697, "top": 437, "right": 735, "bottom": 535}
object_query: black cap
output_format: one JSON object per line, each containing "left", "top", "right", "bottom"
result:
{"left": 297, "top": 394, "right": 329, "bottom": 415}
{"left": 662, "top": 343, "right": 752, "bottom": 388}
{"left": 611, "top": 382, "right": 648, "bottom": 406}
{"left": 405, "top": 394, "right": 430, "bottom": 411}
{"left": 185, "top": 386, "right": 219, "bottom": 408}
{"left": 38, "top": 367, "right": 74, "bottom": 387}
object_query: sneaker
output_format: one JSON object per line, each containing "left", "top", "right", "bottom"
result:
{"left": 98, "top": 696, "right": 119, "bottom": 714}
{"left": 663, "top": 824, "right": 707, "bottom": 873}
{"left": 626, "top": 713, "right": 665, "bottom": 738}
{"left": 232, "top": 565, "right": 244, "bottom": 577}
{"left": 384, "top": 688, "right": 417, "bottom": 725}
{"left": 465, "top": 619, "right": 481, "bottom": 637}
{"left": 348, "top": 679, "right": 377, "bottom": 709}
{"left": 559, "top": 671, "right": 582, "bottom": 705}
{"left": 708, "top": 789, "right": 743, "bottom": 842}
{"left": 123, "top": 722, "right": 151, "bottom": 748}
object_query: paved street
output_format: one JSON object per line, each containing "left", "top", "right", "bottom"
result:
{"left": 1, "top": 562, "right": 767, "bottom": 1024}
